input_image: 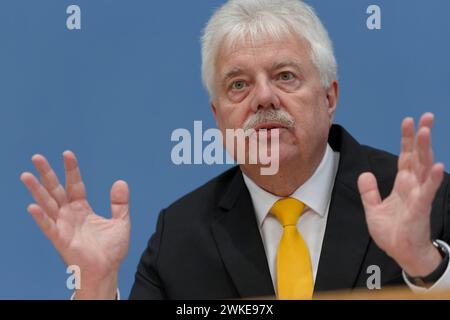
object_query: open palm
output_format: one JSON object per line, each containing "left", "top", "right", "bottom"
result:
{"left": 358, "top": 113, "right": 445, "bottom": 274}
{"left": 21, "top": 151, "right": 130, "bottom": 286}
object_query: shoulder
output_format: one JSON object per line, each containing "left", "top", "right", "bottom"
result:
{"left": 161, "top": 166, "right": 241, "bottom": 222}
{"left": 362, "top": 144, "right": 398, "bottom": 179}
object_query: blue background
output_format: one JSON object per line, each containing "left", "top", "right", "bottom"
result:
{"left": 0, "top": 0, "right": 449, "bottom": 299}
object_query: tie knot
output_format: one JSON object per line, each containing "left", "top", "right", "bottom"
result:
{"left": 270, "top": 197, "right": 305, "bottom": 227}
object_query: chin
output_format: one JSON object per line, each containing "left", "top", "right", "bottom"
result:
{"left": 276, "top": 146, "right": 300, "bottom": 165}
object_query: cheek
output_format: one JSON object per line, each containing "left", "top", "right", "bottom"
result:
{"left": 214, "top": 105, "right": 229, "bottom": 132}
{"left": 291, "top": 89, "right": 329, "bottom": 121}
{"left": 215, "top": 106, "right": 237, "bottom": 131}
{"left": 216, "top": 102, "right": 251, "bottom": 129}
{"left": 283, "top": 92, "right": 330, "bottom": 141}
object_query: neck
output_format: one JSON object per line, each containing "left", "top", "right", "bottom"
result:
{"left": 240, "top": 146, "right": 327, "bottom": 197}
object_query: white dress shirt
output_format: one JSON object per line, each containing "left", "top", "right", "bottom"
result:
{"left": 242, "top": 144, "right": 339, "bottom": 293}
{"left": 242, "top": 143, "right": 450, "bottom": 295}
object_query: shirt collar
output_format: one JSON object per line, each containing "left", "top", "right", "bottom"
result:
{"left": 242, "top": 144, "right": 339, "bottom": 228}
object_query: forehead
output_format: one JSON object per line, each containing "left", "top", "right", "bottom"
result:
{"left": 215, "top": 33, "right": 313, "bottom": 75}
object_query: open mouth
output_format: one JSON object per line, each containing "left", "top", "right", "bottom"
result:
{"left": 254, "top": 122, "right": 287, "bottom": 132}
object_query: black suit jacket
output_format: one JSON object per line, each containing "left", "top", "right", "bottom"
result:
{"left": 129, "top": 125, "right": 450, "bottom": 299}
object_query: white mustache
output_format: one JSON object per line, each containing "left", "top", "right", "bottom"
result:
{"left": 242, "top": 109, "right": 295, "bottom": 133}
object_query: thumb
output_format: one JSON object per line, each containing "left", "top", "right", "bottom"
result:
{"left": 357, "top": 172, "right": 382, "bottom": 211}
{"left": 110, "top": 180, "right": 129, "bottom": 220}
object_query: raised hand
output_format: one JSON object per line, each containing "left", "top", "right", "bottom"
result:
{"left": 358, "top": 113, "right": 445, "bottom": 277}
{"left": 21, "top": 151, "right": 130, "bottom": 299}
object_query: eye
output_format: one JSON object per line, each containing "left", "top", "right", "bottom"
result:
{"left": 279, "top": 72, "right": 294, "bottom": 81}
{"left": 231, "top": 80, "right": 246, "bottom": 90}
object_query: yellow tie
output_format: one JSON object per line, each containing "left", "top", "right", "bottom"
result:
{"left": 271, "top": 198, "right": 314, "bottom": 300}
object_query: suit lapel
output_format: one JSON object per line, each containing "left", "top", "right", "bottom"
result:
{"left": 314, "top": 125, "right": 372, "bottom": 293}
{"left": 210, "top": 171, "right": 275, "bottom": 298}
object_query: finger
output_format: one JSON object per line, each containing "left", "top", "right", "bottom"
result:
{"left": 21, "top": 172, "right": 59, "bottom": 221}
{"left": 400, "top": 117, "right": 415, "bottom": 153}
{"left": 420, "top": 163, "right": 445, "bottom": 207}
{"left": 398, "top": 117, "right": 415, "bottom": 171}
{"left": 32, "top": 154, "right": 67, "bottom": 207}
{"left": 27, "top": 203, "right": 58, "bottom": 241}
{"left": 63, "top": 151, "right": 87, "bottom": 202}
{"left": 358, "top": 172, "right": 382, "bottom": 211}
{"left": 418, "top": 112, "right": 434, "bottom": 130}
{"left": 110, "top": 180, "right": 129, "bottom": 220}
{"left": 414, "top": 127, "right": 434, "bottom": 184}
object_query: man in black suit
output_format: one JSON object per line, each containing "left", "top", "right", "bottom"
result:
{"left": 127, "top": 124, "right": 450, "bottom": 299}
{"left": 21, "top": 0, "right": 450, "bottom": 299}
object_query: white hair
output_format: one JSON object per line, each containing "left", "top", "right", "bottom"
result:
{"left": 201, "top": 0, "right": 337, "bottom": 99}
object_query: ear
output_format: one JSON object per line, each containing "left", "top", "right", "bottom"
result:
{"left": 211, "top": 101, "right": 227, "bottom": 136}
{"left": 210, "top": 101, "right": 218, "bottom": 118}
{"left": 210, "top": 102, "right": 221, "bottom": 129}
{"left": 325, "top": 80, "right": 339, "bottom": 121}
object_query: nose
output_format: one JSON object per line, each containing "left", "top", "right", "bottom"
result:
{"left": 250, "top": 78, "right": 281, "bottom": 112}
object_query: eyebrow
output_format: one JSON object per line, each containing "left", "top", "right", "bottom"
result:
{"left": 222, "top": 67, "right": 245, "bottom": 83}
{"left": 271, "top": 60, "right": 303, "bottom": 72}
{"left": 220, "top": 60, "right": 303, "bottom": 86}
